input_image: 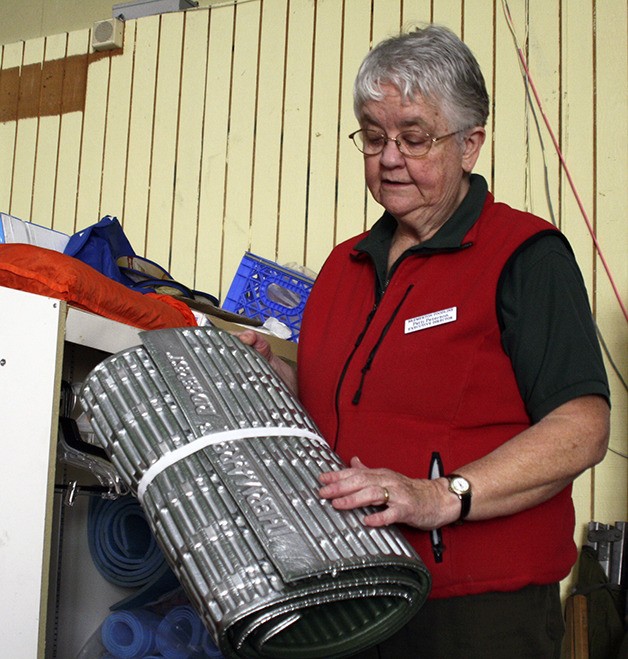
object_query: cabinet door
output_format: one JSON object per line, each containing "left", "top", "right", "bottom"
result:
{"left": 0, "top": 287, "right": 64, "bottom": 659}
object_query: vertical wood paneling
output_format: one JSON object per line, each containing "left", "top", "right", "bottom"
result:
{"left": 492, "top": 2, "right": 528, "bottom": 208}
{"left": 123, "top": 16, "right": 159, "bottom": 254}
{"left": 365, "top": 0, "right": 403, "bottom": 226}
{"left": 220, "top": 1, "right": 261, "bottom": 291}
{"left": 196, "top": 5, "right": 234, "bottom": 300}
{"left": 0, "top": 42, "right": 24, "bottom": 214}
{"left": 431, "top": 0, "right": 462, "bottom": 34}
{"left": 11, "top": 38, "right": 45, "bottom": 221}
{"left": 305, "top": 0, "right": 344, "bottom": 269}
{"left": 249, "top": 0, "right": 288, "bottom": 262}
{"left": 276, "top": 0, "right": 315, "bottom": 263}
{"left": 401, "top": 1, "right": 433, "bottom": 28}
{"left": 524, "top": 0, "right": 560, "bottom": 227}
{"left": 52, "top": 29, "right": 90, "bottom": 235}
{"left": 592, "top": 0, "right": 628, "bottom": 522}
{"left": 335, "top": 0, "right": 372, "bottom": 244}
{"left": 99, "top": 22, "right": 135, "bottom": 224}
{"left": 30, "top": 34, "right": 66, "bottom": 228}
{"left": 146, "top": 12, "right": 184, "bottom": 269}
{"left": 559, "top": 1, "right": 597, "bottom": 530}
{"left": 169, "top": 9, "right": 210, "bottom": 286}
{"left": 75, "top": 44, "right": 109, "bottom": 226}
{"left": 463, "top": 2, "right": 496, "bottom": 182}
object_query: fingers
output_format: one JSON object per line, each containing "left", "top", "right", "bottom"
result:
{"left": 234, "top": 330, "right": 273, "bottom": 360}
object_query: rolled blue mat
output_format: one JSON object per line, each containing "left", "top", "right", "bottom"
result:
{"left": 157, "top": 605, "right": 215, "bottom": 659}
{"left": 88, "top": 496, "right": 167, "bottom": 588}
{"left": 202, "top": 630, "right": 224, "bottom": 659}
{"left": 101, "top": 609, "right": 162, "bottom": 658}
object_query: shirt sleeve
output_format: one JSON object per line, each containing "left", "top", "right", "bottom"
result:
{"left": 498, "top": 232, "right": 610, "bottom": 423}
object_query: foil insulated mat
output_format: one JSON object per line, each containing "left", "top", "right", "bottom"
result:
{"left": 79, "top": 327, "right": 431, "bottom": 658}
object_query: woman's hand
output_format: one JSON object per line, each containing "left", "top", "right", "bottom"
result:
{"left": 318, "top": 456, "right": 460, "bottom": 530}
{"left": 235, "top": 329, "right": 298, "bottom": 395}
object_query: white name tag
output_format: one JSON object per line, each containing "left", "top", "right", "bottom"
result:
{"left": 404, "top": 307, "right": 457, "bottom": 334}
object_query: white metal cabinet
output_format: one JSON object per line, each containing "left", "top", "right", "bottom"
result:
{"left": 0, "top": 286, "right": 142, "bottom": 658}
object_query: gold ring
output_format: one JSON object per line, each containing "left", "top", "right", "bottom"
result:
{"left": 382, "top": 486, "right": 390, "bottom": 505}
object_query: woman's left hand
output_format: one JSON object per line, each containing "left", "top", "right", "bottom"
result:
{"left": 318, "top": 456, "right": 458, "bottom": 530}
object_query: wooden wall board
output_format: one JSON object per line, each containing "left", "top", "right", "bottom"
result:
{"left": 334, "top": 0, "right": 372, "bottom": 245}
{"left": 0, "top": 42, "right": 24, "bottom": 214}
{"left": 122, "top": 17, "right": 160, "bottom": 254}
{"left": 249, "top": 0, "right": 288, "bottom": 262}
{"left": 220, "top": 1, "right": 261, "bottom": 293}
{"left": 169, "top": 9, "right": 210, "bottom": 286}
{"left": 75, "top": 47, "right": 109, "bottom": 228}
{"left": 276, "top": 0, "right": 315, "bottom": 266}
{"left": 99, "top": 21, "right": 135, "bottom": 225}
{"left": 145, "top": 12, "right": 184, "bottom": 269}
{"left": 196, "top": 5, "right": 234, "bottom": 300}
{"left": 305, "top": 0, "right": 344, "bottom": 270}
{"left": 11, "top": 38, "right": 45, "bottom": 222}
{"left": 30, "top": 34, "right": 67, "bottom": 232}
{"left": 52, "top": 30, "right": 90, "bottom": 235}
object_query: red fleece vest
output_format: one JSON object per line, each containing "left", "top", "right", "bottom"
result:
{"left": 298, "top": 194, "right": 575, "bottom": 598}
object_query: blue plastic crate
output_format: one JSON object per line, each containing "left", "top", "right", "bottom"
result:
{"left": 222, "top": 252, "right": 315, "bottom": 342}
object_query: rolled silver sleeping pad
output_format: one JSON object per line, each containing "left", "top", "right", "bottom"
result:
{"left": 79, "top": 326, "right": 431, "bottom": 658}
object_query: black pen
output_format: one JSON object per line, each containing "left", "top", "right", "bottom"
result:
{"left": 429, "top": 451, "right": 445, "bottom": 563}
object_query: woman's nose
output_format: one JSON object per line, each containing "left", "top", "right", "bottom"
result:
{"left": 379, "top": 138, "right": 405, "bottom": 166}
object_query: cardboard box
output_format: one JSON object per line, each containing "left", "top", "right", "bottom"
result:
{"left": 184, "top": 296, "right": 297, "bottom": 366}
{"left": 0, "top": 213, "right": 69, "bottom": 252}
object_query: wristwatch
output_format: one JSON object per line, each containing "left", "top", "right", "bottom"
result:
{"left": 446, "top": 474, "right": 472, "bottom": 523}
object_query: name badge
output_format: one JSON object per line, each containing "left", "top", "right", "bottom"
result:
{"left": 404, "top": 307, "right": 457, "bottom": 334}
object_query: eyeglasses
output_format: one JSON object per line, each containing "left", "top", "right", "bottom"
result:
{"left": 348, "top": 128, "right": 462, "bottom": 158}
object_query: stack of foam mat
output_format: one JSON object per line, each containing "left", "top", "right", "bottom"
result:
{"left": 79, "top": 326, "right": 431, "bottom": 658}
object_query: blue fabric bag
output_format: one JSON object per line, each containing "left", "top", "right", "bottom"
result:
{"left": 64, "top": 216, "right": 137, "bottom": 288}
{"left": 64, "top": 215, "right": 220, "bottom": 305}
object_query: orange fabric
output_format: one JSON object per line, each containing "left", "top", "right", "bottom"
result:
{"left": 0, "top": 244, "right": 197, "bottom": 330}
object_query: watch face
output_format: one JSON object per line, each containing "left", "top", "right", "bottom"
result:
{"left": 450, "top": 476, "right": 470, "bottom": 495}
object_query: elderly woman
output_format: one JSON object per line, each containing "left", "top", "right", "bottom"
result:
{"left": 241, "top": 24, "right": 610, "bottom": 658}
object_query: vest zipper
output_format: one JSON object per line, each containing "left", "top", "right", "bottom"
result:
{"left": 332, "top": 304, "right": 377, "bottom": 450}
{"left": 351, "top": 284, "right": 414, "bottom": 405}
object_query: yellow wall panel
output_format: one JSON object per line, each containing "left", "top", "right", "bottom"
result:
{"left": 52, "top": 29, "right": 90, "bottom": 235}
{"left": 401, "top": 1, "right": 433, "bottom": 28}
{"left": 276, "top": 0, "right": 315, "bottom": 264}
{"left": 592, "top": 0, "right": 628, "bottom": 523}
{"left": 335, "top": 0, "right": 372, "bottom": 244}
{"left": 169, "top": 9, "right": 210, "bottom": 286}
{"left": 122, "top": 17, "right": 159, "bottom": 254}
{"left": 30, "top": 34, "right": 66, "bottom": 228}
{"left": 492, "top": 3, "right": 528, "bottom": 208}
{"left": 196, "top": 5, "right": 234, "bottom": 300}
{"left": 305, "top": 0, "right": 344, "bottom": 270}
{"left": 249, "top": 0, "right": 288, "bottom": 261}
{"left": 11, "top": 38, "right": 45, "bottom": 222}
{"left": 146, "top": 12, "right": 184, "bottom": 269}
{"left": 220, "top": 1, "right": 262, "bottom": 292}
{"left": 75, "top": 50, "right": 109, "bottom": 227}
{"left": 463, "top": 2, "right": 496, "bottom": 182}
{"left": 99, "top": 24, "right": 135, "bottom": 224}
{"left": 0, "top": 42, "right": 24, "bottom": 214}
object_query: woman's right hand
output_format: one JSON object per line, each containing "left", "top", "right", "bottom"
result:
{"left": 235, "top": 329, "right": 298, "bottom": 395}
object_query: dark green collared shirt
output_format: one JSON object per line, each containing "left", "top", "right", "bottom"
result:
{"left": 355, "top": 174, "right": 609, "bottom": 422}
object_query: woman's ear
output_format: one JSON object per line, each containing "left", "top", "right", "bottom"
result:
{"left": 461, "top": 127, "right": 486, "bottom": 173}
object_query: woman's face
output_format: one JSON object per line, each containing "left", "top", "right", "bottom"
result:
{"left": 359, "top": 85, "right": 484, "bottom": 241}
